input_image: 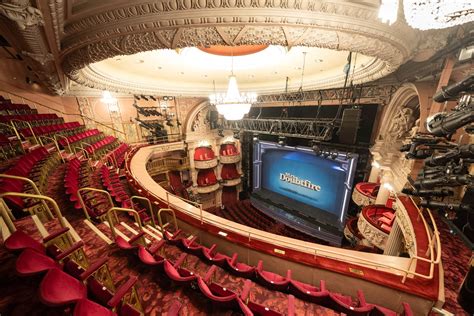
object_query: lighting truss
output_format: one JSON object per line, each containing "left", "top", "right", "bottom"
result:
{"left": 223, "top": 118, "right": 338, "bottom": 141}
{"left": 254, "top": 85, "right": 398, "bottom": 106}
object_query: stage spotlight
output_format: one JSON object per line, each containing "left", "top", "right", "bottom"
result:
{"left": 278, "top": 136, "right": 286, "bottom": 146}
{"left": 312, "top": 144, "right": 321, "bottom": 155}
{"left": 322, "top": 151, "right": 330, "bottom": 158}
{"left": 253, "top": 134, "right": 259, "bottom": 142}
{"left": 330, "top": 152, "right": 338, "bottom": 159}
{"left": 150, "top": 96, "right": 157, "bottom": 101}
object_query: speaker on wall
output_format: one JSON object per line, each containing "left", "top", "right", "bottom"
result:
{"left": 339, "top": 108, "right": 361, "bottom": 144}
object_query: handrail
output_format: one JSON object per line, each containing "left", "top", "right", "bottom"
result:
{"left": 81, "top": 142, "right": 95, "bottom": 160}
{"left": 10, "top": 119, "right": 39, "bottom": 145}
{"left": 77, "top": 187, "right": 115, "bottom": 222}
{"left": 131, "top": 195, "right": 156, "bottom": 228}
{"left": 75, "top": 147, "right": 89, "bottom": 159}
{"left": 0, "top": 122, "right": 25, "bottom": 154}
{"left": 39, "top": 136, "right": 64, "bottom": 163}
{"left": 0, "top": 174, "right": 53, "bottom": 219}
{"left": 106, "top": 207, "right": 143, "bottom": 241}
{"left": 157, "top": 208, "right": 178, "bottom": 233}
{"left": 55, "top": 134, "right": 72, "bottom": 153}
{"left": 128, "top": 148, "right": 442, "bottom": 284}
{"left": 0, "top": 90, "right": 125, "bottom": 135}
{"left": 0, "top": 199, "right": 15, "bottom": 233}
{"left": 0, "top": 191, "right": 67, "bottom": 229}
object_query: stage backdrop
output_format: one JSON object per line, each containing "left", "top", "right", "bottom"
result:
{"left": 262, "top": 150, "right": 346, "bottom": 215}
{"left": 253, "top": 141, "right": 357, "bottom": 225}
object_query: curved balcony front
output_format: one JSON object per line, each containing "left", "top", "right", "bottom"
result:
{"left": 352, "top": 182, "right": 379, "bottom": 207}
{"left": 196, "top": 183, "right": 220, "bottom": 194}
{"left": 222, "top": 177, "right": 241, "bottom": 186}
{"left": 220, "top": 154, "right": 241, "bottom": 164}
{"left": 194, "top": 158, "right": 218, "bottom": 169}
{"left": 357, "top": 205, "right": 394, "bottom": 250}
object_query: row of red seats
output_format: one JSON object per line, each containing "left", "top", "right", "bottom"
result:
{"left": 118, "top": 229, "right": 413, "bottom": 316}
{"left": 219, "top": 143, "right": 239, "bottom": 156}
{"left": 20, "top": 121, "right": 82, "bottom": 137}
{"left": 100, "top": 165, "right": 151, "bottom": 223}
{"left": 0, "top": 102, "right": 32, "bottom": 113}
{"left": 0, "top": 134, "right": 22, "bottom": 159}
{"left": 0, "top": 146, "right": 59, "bottom": 211}
{"left": 64, "top": 158, "right": 110, "bottom": 220}
{"left": 221, "top": 163, "right": 240, "bottom": 180}
{"left": 57, "top": 128, "right": 101, "bottom": 147}
{"left": 0, "top": 113, "right": 60, "bottom": 123}
{"left": 106, "top": 143, "right": 129, "bottom": 168}
{"left": 85, "top": 136, "right": 117, "bottom": 155}
{"left": 197, "top": 168, "right": 217, "bottom": 186}
{"left": 4, "top": 229, "right": 142, "bottom": 316}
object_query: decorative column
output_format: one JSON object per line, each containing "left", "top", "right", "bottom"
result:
{"left": 383, "top": 220, "right": 403, "bottom": 256}
{"left": 375, "top": 172, "right": 393, "bottom": 205}
{"left": 368, "top": 164, "right": 381, "bottom": 183}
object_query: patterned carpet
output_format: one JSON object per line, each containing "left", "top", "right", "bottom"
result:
{"left": 0, "top": 161, "right": 472, "bottom": 315}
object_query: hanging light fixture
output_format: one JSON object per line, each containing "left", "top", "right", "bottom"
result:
{"left": 378, "top": 0, "right": 399, "bottom": 25}
{"left": 403, "top": 0, "right": 474, "bottom": 30}
{"left": 209, "top": 50, "right": 257, "bottom": 120}
{"left": 101, "top": 90, "right": 118, "bottom": 112}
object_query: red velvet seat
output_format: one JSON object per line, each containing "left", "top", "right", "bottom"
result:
{"left": 163, "top": 259, "right": 197, "bottom": 285}
{"left": 40, "top": 268, "right": 87, "bottom": 306}
{"left": 15, "top": 248, "right": 61, "bottom": 276}
{"left": 73, "top": 299, "right": 117, "bottom": 316}
{"left": 137, "top": 243, "right": 166, "bottom": 272}
{"left": 289, "top": 279, "right": 329, "bottom": 304}
{"left": 256, "top": 260, "right": 292, "bottom": 291}
{"left": 115, "top": 232, "right": 145, "bottom": 251}
{"left": 227, "top": 253, "right": 256, "bottom": 278}
{"left": 328, "top": 290, "right": 374, "bottom": 316}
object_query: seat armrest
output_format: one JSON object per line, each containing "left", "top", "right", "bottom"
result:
{"left": 173, "top": 253, "right": 187, "bottom": 268}
{"left": 256, "top": 260, "right": 263, "bottom": 271}
{"left": 79, "top": 256, "right": 108, "bottom": 280}
{"left": 148, "top": 239, "right": 166, "bottom": 254}
{"left": 55, "top": 240, "right": 84, "bottom": 261}
{"left": 43, "top": 227, "right": 70, "bottom": 243}
{"left": 129, "top": 231, "right": 145, "bottom": 244}
{"left": 240, "top": 279, "right": 252, "bottom": 301}
{"left": 107, "top": 275, "right": 138, "bottom": 308}
{"left": 203, "top": 265, "right": 217, "bottom": 283}
{"left": 286, "top": 269, "right": 292, "bottom": 280}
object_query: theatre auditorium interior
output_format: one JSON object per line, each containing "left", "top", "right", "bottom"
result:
{"left": 0, "top": 1, "right": 473, "bottom": 316}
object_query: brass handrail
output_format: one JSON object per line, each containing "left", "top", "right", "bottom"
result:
{"left": 131, "top": 195, "right": 156, "bottom": 228}
{"left": 77, "top": 187, "right": 115, "bottom": 222}
{"left": 55, "top": 134, "right": 72, "bottom": 153}
{"left": 39, "top": 136, "right": 64, "bottom": 163}
{"left": 157, "top": 208, "right": 178, "bottom": 233}
{"left": 0, "top": 122, "right": 25, "bottom": 154}
{"left": 0, "top": 191, "right": 67, "bottom": 229}
{"left": 75, "top": 147, "right": 89, "bottom": 159}
{"left": 0, "top": 174, "right": 53, "bottom": 219}
{"left": 106, "top": 207, "right": 143, "bottom": 241}
{"left": 10, "top": 119, "right": 39, "bottom": 146}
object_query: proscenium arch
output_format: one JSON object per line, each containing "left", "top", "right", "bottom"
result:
{"left": 61, "top": 1, "right": 422, "bottom": 95}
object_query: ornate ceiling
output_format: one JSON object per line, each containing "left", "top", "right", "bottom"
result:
{"left": 0, "top": 0, "right": 457, "bottom": 96}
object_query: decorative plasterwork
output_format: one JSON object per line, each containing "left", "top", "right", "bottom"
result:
{"left": 352, "top": 188, "right": 375, "bottom": 207}
{"left": 196, "top": 182, "right": 220, "bottom": 194}
{"left": 394, "top": 198, "right": 416, "bottom": 257}
{"left": 0, "top": 2, "right": 44, "bottom": 30}
{"left": 371, "top": 84, "right": 421, "bottom": 191}
{"left": 220, "top": 155, "right": 241, "bottom": 164}
{"left": 357, "top": 214, "right": 389, "bottom": 250}
{"left": 58, "top": 0, "right": 431, "bottom": 95}
{"left": 194, "top": 158, "right": 218, "bottom": 169}
{"left": 222, "top": 177, "right": 241, "bottom": 186}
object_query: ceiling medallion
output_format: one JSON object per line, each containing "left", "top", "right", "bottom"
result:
{"left": 198, "top": 45, "right": 269, "bottom": 56}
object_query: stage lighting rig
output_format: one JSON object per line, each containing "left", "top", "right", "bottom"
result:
{"left": 400, "top": 134, "right": 455, "bottom": 159}
{"left": 253, "top": 134, "right": 259, "bottom": 142}
{"left": 433, "top": 74, "right": 473, "bottom": 103}
{"left": 402, "top": 188, "right": 454, "bottom": 198}
{"left": 420, "top": 200, "right": 473, "bottom": 213}
{"left": 413, "top": 174, "right": 473, "bottom": 189}
{"left": 425, "top": 144, "right": 474, "bottom": 167}
{"left": 278, "top": 136, "right": 286, "bottom": 146}
{"left": 426, "top": 95, "right": 473, "bottom": 137}
{"left": 330, "top": 152, "right": 338, "bottom": 159}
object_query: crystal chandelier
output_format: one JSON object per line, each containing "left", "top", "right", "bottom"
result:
{"left": 209, "top": 75, "right": 257, "bottom": 120}
{"left": 403, "top": 0, "right": 474, "bottom": 30}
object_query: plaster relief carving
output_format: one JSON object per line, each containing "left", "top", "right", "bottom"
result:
{"left": 385, "top": 107, "right": 417, "bottom": 142}
{"left": 21, "top": 51, "right": 54, "bottom": 65}
{"left": 0, "top": 2, "right": 44, "bottom": 30}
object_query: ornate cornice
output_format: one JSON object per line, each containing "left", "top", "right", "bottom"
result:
{"left": 0, "top": 2, "right": 44, "bottom": 30}
{"left": 59, "top": 1, "right": 427, "bottom": 95}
